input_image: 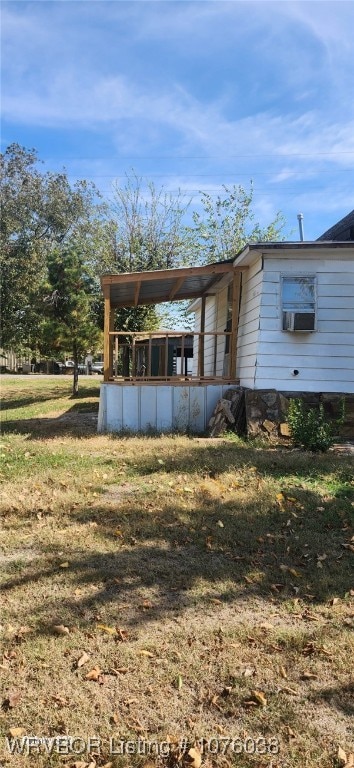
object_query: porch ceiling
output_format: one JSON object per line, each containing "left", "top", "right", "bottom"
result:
{"left": 101, "top": 262, "right": 236, "bottom": 308}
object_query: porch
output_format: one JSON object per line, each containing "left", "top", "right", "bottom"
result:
{"left": 99, "top": 262, "right": 242, "bottom": 432}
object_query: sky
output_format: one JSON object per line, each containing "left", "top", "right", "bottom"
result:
{"left": 1, "top": 0, "right": 354, "bottom": 241}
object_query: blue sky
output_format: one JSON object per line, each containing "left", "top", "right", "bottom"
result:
{"left": 1, "top": 0, "right": 354, "bottom": 240}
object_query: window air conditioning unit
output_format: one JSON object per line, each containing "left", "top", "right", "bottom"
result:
{"left": 284, "top": 311, "right": 316, "bottom": 332}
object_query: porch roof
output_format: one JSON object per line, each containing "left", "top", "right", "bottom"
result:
{"left": 101, "top": 261, "right": 236, "bottom": 308}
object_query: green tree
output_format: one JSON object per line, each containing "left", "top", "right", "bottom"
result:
{"left": 0, "top": 143, "right": 107, "bottom": 350}
{"left": 104, "top": 173, "right": 196, "bottom": 337}
{"left": 110, "top": 171, "right": 194, "bottom": 274}
{"left": 191, "top": 183, "right": 285, "bottom": 263}
{"left": 41, "top": 247, "right": 101, "bottom": 395}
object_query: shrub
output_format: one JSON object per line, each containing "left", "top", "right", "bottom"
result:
{"left": 287, "top": 398, "right": 345, "bottom": 452}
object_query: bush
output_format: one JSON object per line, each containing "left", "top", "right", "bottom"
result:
{"left": 287, "top": 398, "right": 344, "bottom": 452}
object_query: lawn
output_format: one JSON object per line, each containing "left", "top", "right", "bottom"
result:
{"left": 0, "top": 376, "right": 353, "bottom": 768}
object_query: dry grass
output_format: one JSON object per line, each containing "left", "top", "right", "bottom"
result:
{"left": 0, "top": 376, "right": 353, "bottom": 768}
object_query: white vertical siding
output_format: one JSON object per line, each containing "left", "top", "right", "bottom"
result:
{"left": 192, "top": 290, "right": 229, "bottom": 377}
{"left": 98, "top": 382, "right": 235, "bottom": 433}
{"left": 236, "top": 257, "right": 263, "bottom": 388}
{"left": 254, "top": 255, "right": 354, "bottom": 393}
{"left": 192, "top": 305, "right": 201, "bottom": 376}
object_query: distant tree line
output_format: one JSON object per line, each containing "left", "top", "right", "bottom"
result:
{"left": 0, "top": 143, "right": 285, "bottom": 393}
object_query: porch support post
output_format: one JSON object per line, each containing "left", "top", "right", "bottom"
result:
{"left": 229, "top": 269, "right": 241, "bottom": 378}
{"left": 109, "top": 307, "right": 114, "bottom": 377}
{"left": 198, "top": 296, "right": 206, "bottom": 378}
{"left": 103, "top": 286, "right": 112, "bottom": 382}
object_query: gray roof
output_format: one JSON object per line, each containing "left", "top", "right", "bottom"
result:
{"left": 317, "top": 209, "right": 354, "bottom": 241}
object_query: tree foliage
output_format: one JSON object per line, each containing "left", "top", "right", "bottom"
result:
{"left": 98, "top": 173, "right": 196, "bottom": 333}
{"left": 191, "top": 183, "right": 285, "bottom": 263}
{"left": 0, "top": 143, "right": 106, "bottom": 349}
{"left": 1, "top": 146, "right": 287, "bottom": 366}
{"left": 109, "top": 172, "right": 194, "bottom": 274}
{"left": 41, "top": 247, "right": 101, "bottom": 395}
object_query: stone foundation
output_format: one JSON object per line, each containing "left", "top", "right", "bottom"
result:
{"left": 208, "top": 389, "right": 354, "bottom": 439}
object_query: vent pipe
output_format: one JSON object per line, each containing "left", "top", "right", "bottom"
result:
{"left": 297, "top": 213, "right": 304, "bottom": 241}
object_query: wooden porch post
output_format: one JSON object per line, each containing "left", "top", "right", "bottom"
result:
{"left": 103, "top": 286, "right": 112, "bottom": 382}
{"left": 109, "top": 308, "right": 114, "bottom": 377}
{"left": 198, "top": 296, "right": 206, "bottom": 378}
{"left": 229, "top": 270, "right": 241, "bottom": 378}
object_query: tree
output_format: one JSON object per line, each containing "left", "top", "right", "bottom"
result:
{"left": 41, "top": 246, "right": 101, "bottom": 395}
{"left": 0, "top": 143, "right": 107, "bottom": 350}
{"left": 102, "top": 172, "right": 197, "bottom": 336}
{"left": 110, "top": 171, "right": 194, "bottom": 274}
{"left": 191, "top": 183, "right": 285, "bottom": 263}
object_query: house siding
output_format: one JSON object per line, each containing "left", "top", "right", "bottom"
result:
{"left": 193, "top": 290, "right": 229, "bottom": 377}
{"left": 253, "top": 253, "right": 354, "bottom": 393}
{"left": 236, "top": 257, "right": 263, "bottom": 388}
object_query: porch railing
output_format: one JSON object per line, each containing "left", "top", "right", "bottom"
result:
{"left": 105, "top": 330, "right": 238, "bottom": 383}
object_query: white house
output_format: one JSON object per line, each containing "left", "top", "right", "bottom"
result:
{"left": 98, "top": 210, "right": 354, "bottom": 432}
{"left": 191, "top": 239, "right": 354, "bottom": 394}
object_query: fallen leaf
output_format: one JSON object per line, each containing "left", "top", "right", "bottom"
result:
{"left": 59, "top": 562, "right": 69, "bottom": 569}
{"left": 4, "top": 691, "right": 21, "bottom": 709}
{"left": 109, "top": 667, "right": 129, "bottom": 675}
{"left": 174, "top": 674, "right": 183, "bottom": 690}
{"left": 8, "top": 727, "right": 26, "bottom": 738}
{"left": 52, "top": 624, "right": 70, "bottom": 636}
{"left": 279, "top": 666, "right": 288, "bottom": 679}
{"left": 85, "top": 666, "right": 102, "bottom": 682}
{"left": 96, "top": 624, "right": 116, "bottom": 635}
{"left": 242, "top": 667, "right": 255, "bottom": 678}
{"left": 252, "top": 690, "right": 267, "bottom": 707}
{"left": 301, "top": 671, "right": 318, "bottom": 680}
{"left": 72, "top": 762, "right": 90, "bottom": 768}
{"left": 281, "top": 686, "right": 298, "bottom": 695}
{"left": 289, "top": 568, "right": 301, "bottom": 578}
{"left": 186, "top": 746, "right": 202, "bottom": 768}
{"left": 157, "top": 459, "right": 165, "bottom": 465}
{"left": 217, "top": 520, "right": 224, "bottom": 528}
{"left": 77, "top": 651, "right": 90, "bottom": 668}
{"left": 338, "top": 746, "right": 348, "bottom": 766}
{"left": 137, "top": 650, "right": 154, "bottom": 658}
{"left": 331, "top": 597, "right": 340, "bottom": 605}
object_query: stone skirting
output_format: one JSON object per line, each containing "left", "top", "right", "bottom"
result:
{"left": 208, "top": 389, "right": 354, "bottom": 439}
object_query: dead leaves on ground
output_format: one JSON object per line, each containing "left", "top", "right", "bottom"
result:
{"left": 338, "top": 746, "right": 354, "bottom": 768}
{"left": 85, "top": 666, "right": 104, "bottom": 684}
{"left": 244, "top": 689, "right": 267, "bottom": 708}
{"left": 3, "top": 690, "right": 21, "bottom": 710}
{"left": 77, "top": 651, "right": 90, "bottom": 668}
{"left": 52, "top": 623, "right": 70, "bottom": 636}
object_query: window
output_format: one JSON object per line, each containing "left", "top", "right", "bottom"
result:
{"left": 281, "top": 275, "right": 316, "bottom": 332}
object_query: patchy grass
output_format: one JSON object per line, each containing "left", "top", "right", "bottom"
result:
{"left": 0, "top": 376, "right": 353, "bottom": 768}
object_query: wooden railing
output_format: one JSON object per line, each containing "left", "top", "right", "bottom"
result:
{"left": 105, "top": 330, "right": 238, "bottom": 383}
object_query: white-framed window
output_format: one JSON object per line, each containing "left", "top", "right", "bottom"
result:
{"left": 281, "top": 275, "right": 316, "bottom": 332}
